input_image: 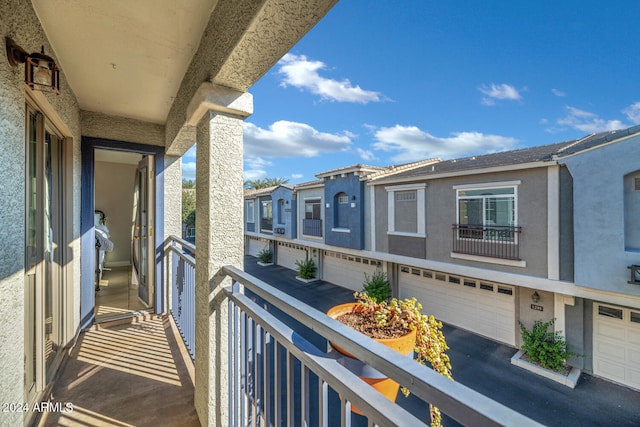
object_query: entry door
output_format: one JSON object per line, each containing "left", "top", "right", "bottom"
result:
{"left": 24, "top": 107, "right": 65, "bottom": 405}
{"left": 135, "top": 156, "right": 154, "bottom": 307}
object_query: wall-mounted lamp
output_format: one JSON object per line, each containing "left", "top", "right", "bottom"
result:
{"left": 531, "top": 291, "right": 540, "bottom": 303}
{"left": 6, "top": 37, "right": 60, "bottom": 94}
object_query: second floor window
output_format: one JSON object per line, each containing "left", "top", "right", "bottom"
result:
{"left": 262, "top": 200, "right": 272, "bottom": 220}
{"left": 305, "top": 199, "right": 321, "bottom": 220}
{"left": 456, "top": 185, "right": 517, "bottom": 240}
{"left": 386, "top": 183, "right": 426, "bottom": 237}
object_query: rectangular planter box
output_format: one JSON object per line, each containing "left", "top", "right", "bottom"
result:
{"left": 511, "top": 350, "right": 581, "bottom": 388}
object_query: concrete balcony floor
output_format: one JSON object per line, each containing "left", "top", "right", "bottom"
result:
{"left": 39, "top": 315, "right": 199, "bottom": 427}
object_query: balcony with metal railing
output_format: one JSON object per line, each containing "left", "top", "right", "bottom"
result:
{"left": 303, "top": 218, "right": 323, "bottom": 237}
{"left": 164, "top": 235, "right": 539, "bottom": 426}
{"left": 452, "top": 224, "right": 522, "bottom": 261}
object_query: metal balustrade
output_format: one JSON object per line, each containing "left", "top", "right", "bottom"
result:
{"left": 165, "top": 236, "right": 196, "bottom": 360}
{"left": 452, "top": 224, "right": 522, "bottom": 260}
{"left": 164, "top": 235, "right": 540, "bottom": 426}
{"left": 303, "top": 218, "right": 323, "bottom": 237}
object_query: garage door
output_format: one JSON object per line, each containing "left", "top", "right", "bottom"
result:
{"left": 323, "top": 251, "right": 381, "bottom": 291}
{"left": 276, "top": 242, "right": 307, "bottom": 271}
{"left": 247, "top": 237, "right": 269, "bottom": 257}
{"left": 593, "top": 303, "right": 640, "bottom": 390}
{"left": 399, "top": 266, "right": 516, "bottom": 345}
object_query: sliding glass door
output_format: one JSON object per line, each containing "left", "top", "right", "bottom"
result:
{"left": 24, "top": 104, "right": 65, "bottom": 404}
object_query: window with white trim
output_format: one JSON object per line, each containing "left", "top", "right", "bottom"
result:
{"left": 246, "top": 200, "right": 255, "bottom": 223}
{"left": 386, "top": 184, "right": 426, "bottom": 237}
{"left": 456, "top": 184, "right": 517, "bottom": 241}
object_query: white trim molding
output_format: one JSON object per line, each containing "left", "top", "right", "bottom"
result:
{"left": 450, "top": 252, "right": 527, "bottom": 268}
{"left": 386, "top": 183, "right": 426, "bottom": 237}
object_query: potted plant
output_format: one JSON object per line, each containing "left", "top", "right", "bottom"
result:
{"left": 327, "top": 275, "right": 452, "bottom": 427}
{"left": 295, "top": 258, "right": 317, "bottom": 283}
{"left": 256, "top": 248, "right": 273, "bottom": 266}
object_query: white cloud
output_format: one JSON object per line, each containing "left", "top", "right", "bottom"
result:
{"left": 291, "top": 173, "right": 304, "bottom": 180}
{"left": 479, "top": 83, "right": 522, "bottom": 106}
{"left": 182, "top": 161, "right": 196, "bottom": 182}
{"left": 277, "top": 54, "right": 383, "bottom": 103}
{"left": 355, "top": 147, "right": 377, "bottom": 162}
{"left": 243, "top": 120, "right": 352, "bottom": 158}
{"left": 372, "top": 125, "right": 518, "bottom": 162}
{"left": 557, "top": 106, "right": 626, "bottom": 133}
{"left": 551, "top": 88, "right": 566, "bottom": 97}
{"left": 623, "top": 102, "right": 640, "bottom": 124}
{"left": 243, "top": 169, "right": 267, "bottom": 182}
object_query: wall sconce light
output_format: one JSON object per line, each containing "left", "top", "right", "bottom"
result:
{"left": 531, "top": 291, "right": 540, "bottom": 303}
{"left": 6, "top": 37, "right": 60, "bottom": 94}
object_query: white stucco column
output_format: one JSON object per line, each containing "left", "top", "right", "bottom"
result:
{"left": 192, "top": 83, "right": 252, "bottom": 426}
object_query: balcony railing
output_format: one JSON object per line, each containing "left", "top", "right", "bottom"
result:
{"left": 164, "top": 235, "right": 539, "bottom": 426}
{"left": 303, "top": 218, "right": 322, "bottom": 237}
{"left": 261, "top": 217, "right": 273, "bottom": 233}
{"left": 452, "top": 224, "right": 522, "bottom": 260}
{"left": 165, "top": 236, "right": 196, "bottom": 359}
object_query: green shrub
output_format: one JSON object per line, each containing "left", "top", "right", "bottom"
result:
{"left": 257, "top": 248, "right": 272, "bottom": 264}
{"left": 362, "top": 271, "right": 391, "bottom": 302}
{"left": 519, "top": 318, "right": 576, "bottom": 372}
{"left": 295, "top": 258, "right": 316, "bottom": 280}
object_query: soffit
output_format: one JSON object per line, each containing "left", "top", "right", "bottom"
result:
{"left": 31, "top": 0, "right": 216, "bottom": 124}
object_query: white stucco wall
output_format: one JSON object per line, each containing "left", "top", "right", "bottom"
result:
{"left": 0, "top": 0, "right": 82, "bottom": 421}
{"left": 561, "top": 134, "right": 640, "bottom": 297}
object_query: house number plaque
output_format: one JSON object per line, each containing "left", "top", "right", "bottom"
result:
{"left": 530, "top": 304, "right": 543, "bottom": 311}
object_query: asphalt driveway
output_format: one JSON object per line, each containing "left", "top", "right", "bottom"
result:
{"left": 243, "top": 256, "right": 640, "bottom": 426}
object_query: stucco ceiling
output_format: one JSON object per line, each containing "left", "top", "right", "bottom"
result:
{"left": 32, "top": 0, "right": 216, "bottom": 124}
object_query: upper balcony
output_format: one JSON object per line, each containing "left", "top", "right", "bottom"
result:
{"left": 452, "top": 224, "right": 522, "bottom": 261}
{"left": 303, "top": 218, "right": 323, "bottom": 237}
{"left": 161, "top": 236, "right": 538, "bottom": 427}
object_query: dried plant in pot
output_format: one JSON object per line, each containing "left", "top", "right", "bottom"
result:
{"left": 327, "top": 291, "right": 453, "bottom": 427}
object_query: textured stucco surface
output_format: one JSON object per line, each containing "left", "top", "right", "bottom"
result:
{"left": 164, "top": 156, "right": 183, "bottom": 239}
{"left": 165, "top": 0, "right": 337, "bottom": 150}
{"left": 81, "top": 110, "right": 165, "bottom": 146}
{"left": 0, "top": 0, "right": 81, "bottom": 421}
{"left": 562, "top": 134, "right": 640, "bottom": 297}
{"left": 195, "top": 107, "right": 248, "bottom": 425}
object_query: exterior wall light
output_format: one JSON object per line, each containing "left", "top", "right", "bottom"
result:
{"left": 6, "top": 37, "right": 60, "bottom": 94}
{"left": 531, "top": 291, "right": 540, "bottom": 303}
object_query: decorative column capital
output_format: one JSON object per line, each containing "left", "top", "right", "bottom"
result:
{"left": 186, "top": 82, "right": 253, "bottom": 126}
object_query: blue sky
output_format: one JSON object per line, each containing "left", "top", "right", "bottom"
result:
{"left": 182, "top": 1, "right": 640, "bottom": 183}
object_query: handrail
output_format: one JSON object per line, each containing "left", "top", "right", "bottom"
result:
{"left": 225, "top": 287, "right": 428, "bottom": 426}
{"left": 223, "top": 264, "right": 542, "bottom": 427}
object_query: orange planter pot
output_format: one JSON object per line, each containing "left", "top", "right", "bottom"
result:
{"left": 327, "top": 303, "right": 416, "bottom": 415}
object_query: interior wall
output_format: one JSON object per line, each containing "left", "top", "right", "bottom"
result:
{"left": 95, "top": 160, "right": 138, "bottom": 267}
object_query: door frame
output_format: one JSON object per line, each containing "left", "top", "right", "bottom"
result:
{"left": 80, "top": 137, "right": 164, "bottom": 328}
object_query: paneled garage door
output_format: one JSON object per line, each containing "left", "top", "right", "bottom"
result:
{"left": 322, "top": 251, "right": 381, "bottom": 291}
{"left": 593, "top": 303, "right": 640, "bottom": 390}
{"left": 247, "top": 237, "right": 269, "bottom": 257}
{"left": 276, "top": 242, "right": 307, "bottom": 271}
{"left": 399, "top": 266, "right": 516, "bottom": 345}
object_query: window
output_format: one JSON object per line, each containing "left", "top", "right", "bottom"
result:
{"left": 334, "top": 192, "right": 349, "bottom": 229}
{"left": 456, "top": 183, "right": 518, "bottom": 241}
{"left": 262, "top": 200, "right": 272, "bottom": 220}
{"left": 246, "top": 200, "right": 255, "bottom": 223}
{"left": 386, "top": 184, "right": 426, "bottom": 237}
{"left": 305, "top": 198, "right": 321, "bottom": 220}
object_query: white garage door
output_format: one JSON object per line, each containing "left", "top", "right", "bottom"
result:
{"left": 593, "top": 303, "right": 640, "bottom": 390}
{"left": 247, "top": 237, "right": 269, "bottom": 257}
{"left": 323, "top": 251, "right": 381, "bottom": 291}
{"left": 399, "top": 266, "right": 516, "bottom": 346}
{"left": 276, "top": 242, "right": 307, "bottom": 271}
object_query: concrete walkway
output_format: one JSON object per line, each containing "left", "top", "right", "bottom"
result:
{"left": 40, "top": 315, "right": 199, "bottom": 427}
{"left": 244, "top": 256, "right": 640, "bottom": 427}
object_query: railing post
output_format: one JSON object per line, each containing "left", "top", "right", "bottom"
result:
{"left": 193, "top": 83, "right": 253, "bottom": 427}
